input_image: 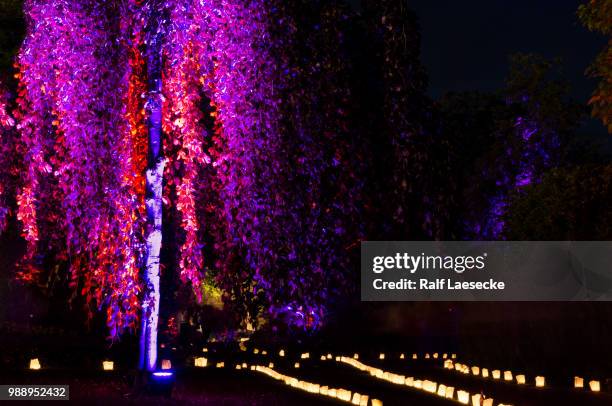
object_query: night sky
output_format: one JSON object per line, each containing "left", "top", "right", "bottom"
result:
{"left": 407, "top": 0, "right": 608, "bottom": 135}
{"left": 412, "top": 0, "right": 602, "bottom": 98}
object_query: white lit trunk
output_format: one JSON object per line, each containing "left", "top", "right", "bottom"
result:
{"left": 139, "top": 2, "right": 164, "bottom": 371}
{"left": 141, "top": 157, "right": 164, "bottom": 371}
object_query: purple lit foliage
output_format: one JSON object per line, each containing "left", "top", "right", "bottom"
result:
{"left": 0, "top": 83, "right": 17, "bottom": 233}
{"left": 470, "top": 54, "right": 575, "bottom": 239}
{"left": 13, "top": 0, "right": 366, "bottom": 340}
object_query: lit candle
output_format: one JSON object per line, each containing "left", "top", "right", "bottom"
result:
{"left": 102, "top": 360, "right": 114, "bottom": 371}
{"left": 194, "top": 357, "right": 207, "bottom": 367}
{"left": 516, "top": 374, "right": 526, "bottom": 384}
{"left": 574, "top": 376, "right": 584, "bottom": 388}
{"left": 481, "top": 368, "right": 489, "bottom": 378}
{"left": 457, "top": 390, "right": 470, "bottom": 404}
{"left": 589, "top": 380, "right": 600, "bottom": 392}
{"left": 471, "top": 394, "right": 481, "bottom": 406}
{"left": 471, "top": 366, "right": 480, "bottom": 376}
{"left": 423, "top": 380, "right": 437, "bottom": 393}
{"left": 445, "top": 387, "right": 455, "bottom": 399}
{"left": 504, "top": 371, "right": 513, "bottom": 381}
{"left": 379, "top": 353, "right": 385, "bottom": 360}
{"left": 29, "top": 358, "right": 41, "bottom": 370}
{"left": 161, "top": 359, "right": 171, "bottom": 370}
{"left": 535, "top": 376, "right": 545, "bottom": 387}
{"left": 294, "top": 362, "right": 300, "bottom": 369}
{"left": 492, "top": 370, "right": 501, "bottom": 379}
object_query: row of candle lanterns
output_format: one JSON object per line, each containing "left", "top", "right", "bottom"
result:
{"left": 28, "top": 358, "right": 116, "bottom": 371}
{"left": 447, "top": 360, "right": 546, "bottom": 387}
{"left": 444, "top": 360, "right": 601, "bottom": 392}
{"left": 337, "top": 356, "right": 511, "bottom": 406}
{"left": 378, "top": 352, "right": 457, "bottom": 360}
{"left": 252, "top": 364, "right": 382, "bottom": 406}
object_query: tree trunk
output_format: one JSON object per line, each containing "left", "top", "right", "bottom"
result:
{"left": 139, "top": 1, "right": 164, "bottom": 372}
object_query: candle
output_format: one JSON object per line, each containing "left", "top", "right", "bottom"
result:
{"left": 574, "top": 376, "right": 584, "bottom": 388}
{"left": 29, "top": 358, "right": 41, "bottom": 370}
{"left": 589, "top": 380, "right": 600, "bottom": 392}
{"left": 457, "top": 390, "right": 470, "bottom": 404}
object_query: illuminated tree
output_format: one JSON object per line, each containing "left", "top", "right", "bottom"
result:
{"left": 0, "top": 83, "right": 17, "bottom": 233}
{"left": 8, "top": 0, "right": 365, "bottom": 370}
{"left": 465, "top": 54, "right": 582, "bottom": 238}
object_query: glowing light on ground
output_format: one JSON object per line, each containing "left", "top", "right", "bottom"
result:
{"left": 574, "top": 376, "right": 584, "bottom": 388}
{"left": 152, "top": 371, "right": 173, "bottom": 378}
{"left": 336, "top": 356, "right": 503, "bottom": 405}
{"left": 251, "top": 365, "right": 378, "bottom": 405}
{"left": 194, "top": 357, "right": 207, "bottom": 367}
{"left": 589, "top": 380, "right": 600, "bottom": 392}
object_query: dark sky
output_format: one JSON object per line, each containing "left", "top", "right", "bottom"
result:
{"left": 409, "top": 0, "right": 606, "bottom": 105}
{"left": 399, "top": 0, "right": 608, "bottom": 137}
